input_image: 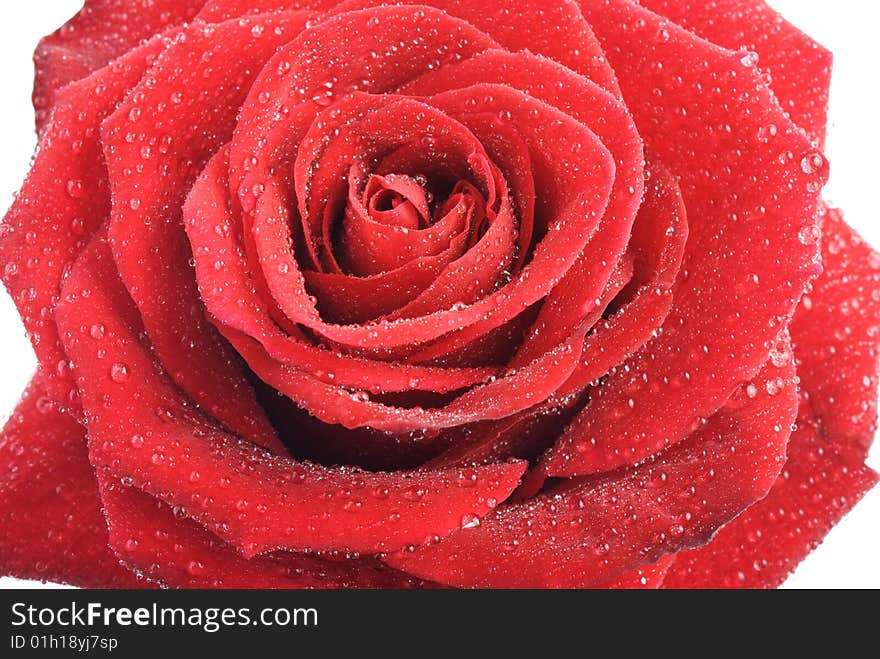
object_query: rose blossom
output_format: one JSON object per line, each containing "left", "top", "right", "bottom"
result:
{"left": 0, "top": 0, "right": 877, "bottom": 588}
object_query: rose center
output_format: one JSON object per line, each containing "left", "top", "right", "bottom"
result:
{"left": 335, "top": 166, "right": 490, "bottom": 279}
{"left": 364, "top": 174, "right": 431, "bottom": 230}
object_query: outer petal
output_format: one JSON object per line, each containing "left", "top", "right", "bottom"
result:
{"left": 55, "top": 236, "right": 527, "bottom": 557}
{"left": 662, "top": 406, "right": 878, "bottom": 588}
{"left": 600, "top": 556, "right": 674, "bottom": 590}
{"left": 637, "top": 0, "right": 832, "bottom": 146}
{"left": 386, "top": 340, "right": 797, "bottom": 588}
{"left": 0, "top": 377, "right": 142, "bottom": 588}
{"left": 1, "top": 31, "right": 179, "bottom": 408}
{"left": 332, "top": 0, "right": 619, "bottom": 94}
{"left": 202, "top": 0, "right": 620, "bottom": 94}
{"left": 197, "top": 0, "right": 341, "bottom": 21}
{"left": 792, "top": 208, "right": 880, "bottom": 457}
{"left": 33, "top": 0, "right": 203, "bottom": 130}
{"left": 546, "top": 0, "right": 826, "bottom": 477}
{"left": 662, "top": 210, "right": 880, "bottom": 588}
{"left": 100, "top": 479, "right": 429, "bottom": 589}
{"left": 101, "top": 12, "right": 314, "bottom": 448}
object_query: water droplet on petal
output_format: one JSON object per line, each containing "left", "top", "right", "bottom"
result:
{"left": 798, "top": 225, "right": 821, "bottom": 245}
{"left": 800, "top": 152, "right": 825, "bottom": 175}
{"left": 66, "top": 179, "right": 84, "bottom": 198}
{"left": 460, "top": 514, "right": 481, "bottom": 529}
{"left": 110, "top": 362, "right": 130, "bottom": 383}
{"left": 739, "top": 50, "right": 759, "bottom": 67}
{"left": 765, "top": 377, "right": 785, "bottom": 396}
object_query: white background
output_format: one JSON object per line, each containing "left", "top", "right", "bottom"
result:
{"left": 0, "top": 1, "right": 877, "bottom": 589}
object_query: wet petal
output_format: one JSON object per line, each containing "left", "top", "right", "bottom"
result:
{"left": 0, "top": 377, "right": 142, "bottom": 588}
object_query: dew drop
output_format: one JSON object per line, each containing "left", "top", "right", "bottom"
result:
{"left": 343, "top": 500, "right": 363, "bottom": 512}
{"left": 800, "top": 152, "right": 825, "bottom": 175}
{"left": 739, "top": 50, "right": 759, "bottom": 67}
{"left": 110, "top": 362, "right": 130, "bottom": 383}
{"left": 765, "top": 377, "right": 785, "bottom": 396}
{"left": 769, "top": 346, "right": 791, "bottom": 367}
{"left": 460, "top": 514, "right": 481, "bottom": 529}
{"left": 66, "top": 179, "right": 84, "bottom": 198}
{"left": 668, "top": 523, "right": 685, "bottom": 538}
{"left": 798, "top": 225, "right": 821, "bottom": 245}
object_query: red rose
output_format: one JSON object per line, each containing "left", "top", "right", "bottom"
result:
{"left": 0, "top": 0, "right": 877, "bottom": 589}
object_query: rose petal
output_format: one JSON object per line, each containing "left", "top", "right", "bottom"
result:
{"left": 56, "top": 236, "right": 528, "bottom": 556}
{"left": 184, "top": 147, "right": 498, "bottom": 395}
{"left": 249, "top": 86, "right": 614, "bottom": 350}
{"left": 792, "top": 208, "right": 880, "bottom": 457}
{"left": 661, "top": 405, "right": 878, "bottom": 589}
{"left": 545, "top": 0, "right": 827, "bottom": 477}
{"left": 101, "top": 12, "right": 314, "bottom": 449}
{"left": 227, "top": 322, "right": 586, "bottom": 432}
{"left": 33, "top": 0, "right": 202, "bottom": 129}
{"left": 293, "top": 94, "right": 514, "bottom": 305}
{"left": 257, "top": 394, "right": 441, "bottom": 472}
{"left": 232, "top": 8, "right": 614, "bottom": 351}
{"left": 100, "top": 479, "right": 429, "bottom": 588}
{"left": 432, "top": 158, "right": 686, "bottom": 475}
{"left": 425, "top": 257, "right": 635, "bottom": 470}
{"left": 302, "top": 230, "right": 474, "bottom": 324}
{"left": 637, "top": 0, "right": 832, "bottom": 146}
{"left": 338, "top": 176, "right": 469, "bottom": 278}
{"left": 378, "top": 122, "right": 515, "bottom": 321}
{"left": 385, "top": 338, "right": 797, "bottom": 587}
{"left": 295, "top": 97, "right": 484, "bottom": 277}
{"left": 400, "top": 49, "right": 643, "bottom": 365}
{"left": 600, "top": 556, "right": 675, "bottom": 589}
{"left": 332, "top": 0, "right": 620, "bottom": 94}
{"left": 197, "top": 0, "right": 340, "bottom": 22}
{"left": 1, "top": 31, "right": 178, "bottom": 408}
{"left": 551, "top": 157, "right": 688, "bottom": 398}
{"left": 662, "top": 209, "right": 880, "bottom": 588}
{"left": 0, "top": 377, "right": 142, "bottom": 588}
